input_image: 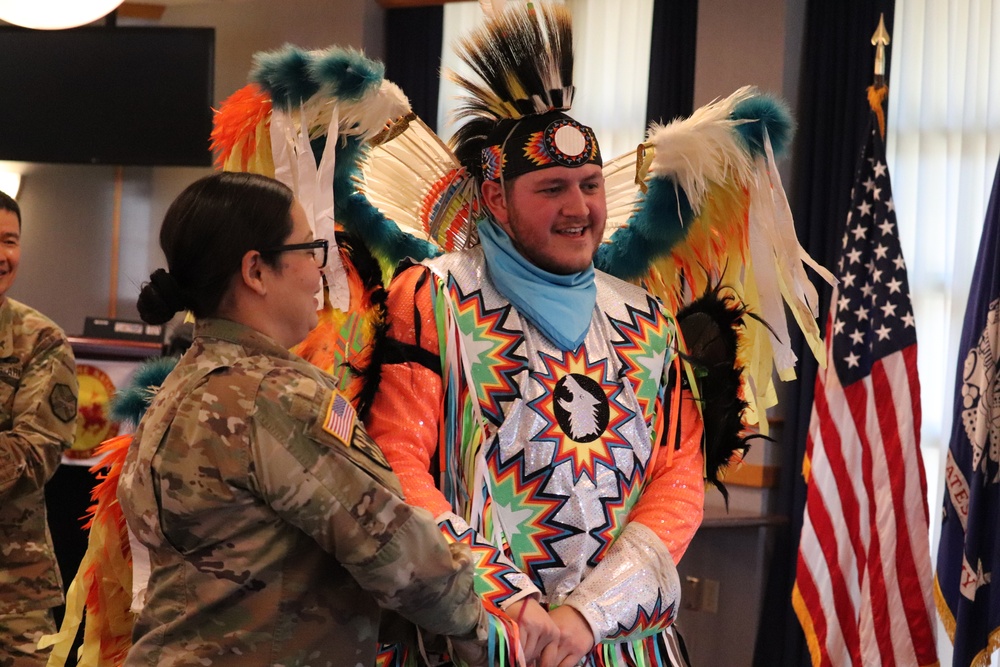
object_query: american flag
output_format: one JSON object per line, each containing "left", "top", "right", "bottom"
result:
{"left": 323, "top": 391, "right": 356, "bottom": 445}
{"left": 793, "top": 107, "right": 939, "bottom": 666}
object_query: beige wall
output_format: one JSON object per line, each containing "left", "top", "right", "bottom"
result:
{"left": 695, "top": 0, "right": 804, "bottom": 106}
{"left": 160, "top": 0, "right": 385, "bottom": 107}
{"left": 682, "top": 2, "right": 806, "bottom": 665}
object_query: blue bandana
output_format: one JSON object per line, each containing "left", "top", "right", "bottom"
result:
{"left": 477, "top": 220, "right": 596, "bottom": 351}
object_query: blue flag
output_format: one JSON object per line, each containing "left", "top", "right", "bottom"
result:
{"left": 936, "top": 155, "right": 1000, "bottom": 666}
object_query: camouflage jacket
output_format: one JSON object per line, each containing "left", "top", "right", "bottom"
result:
{"left": 118, "top": 318, "right": 483, "bottom": 666}
{"left": 0, "top": 298, "right": 78, "bottom": 614}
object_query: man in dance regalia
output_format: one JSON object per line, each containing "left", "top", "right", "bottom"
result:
{"left": 358, "top": 6, "right": 830, "bottom": 665}
{"left": 365, "top": 4, "right": 761, "bottom": 665}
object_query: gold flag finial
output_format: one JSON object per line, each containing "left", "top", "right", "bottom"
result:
{"left": 871, "top": 13, "right": 891, "bottom": 81}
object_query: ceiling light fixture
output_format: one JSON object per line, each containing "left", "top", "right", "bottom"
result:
{"left": 0, "top": 0, "right": 124, "bottom": 30}
{"left": 0, "top": 172, "right": 21, "bottom": 199}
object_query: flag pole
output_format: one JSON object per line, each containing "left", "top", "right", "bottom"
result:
{"left": 869, "top": 14, "right": 891, "bottom": 139}
{"left": 871, "top": 13, "right": 890, "bottom": 86}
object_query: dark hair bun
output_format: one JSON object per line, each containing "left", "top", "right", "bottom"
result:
{"left": 137, "top": 269, "right": 188, "bottom": 325}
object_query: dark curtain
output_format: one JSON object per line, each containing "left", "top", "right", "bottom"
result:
{"left": 646, "top": 0, "right": 698, "bottom": 126}
{"left": 384, "top": 7, "right": 444, "bottom": 133}
{"left": 751, "top": 2, "right": 894, "bottom": 665}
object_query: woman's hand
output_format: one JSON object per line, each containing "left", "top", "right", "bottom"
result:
{"left": 507, "top": 597, "right": 559, "bottom": 664}
{"left": 538, "top": 605, "right": 594, "bottom": 667}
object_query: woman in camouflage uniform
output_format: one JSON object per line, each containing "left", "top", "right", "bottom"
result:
{"left": 118, "top": 172, "right": 487, "bottom": 666}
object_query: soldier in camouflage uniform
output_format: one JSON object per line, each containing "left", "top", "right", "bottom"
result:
{"left": 120, "top": 172, "right": 487, "bottom": 666}
{"left": 0, "top": 192, "right": 79, "bottom": 666}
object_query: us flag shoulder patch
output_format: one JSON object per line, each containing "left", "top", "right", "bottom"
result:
{"left": 321, "top": 391, "right": 356, "bottom": 446}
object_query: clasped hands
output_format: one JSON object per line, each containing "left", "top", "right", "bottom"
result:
{"left": 507, "top": 597, "right": 594, "bottom": 667}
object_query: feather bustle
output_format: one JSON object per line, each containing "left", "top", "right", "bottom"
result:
{"left": 646, "top": 86, "right": 757, "bottom": 211}
{"left": 598, "top": 86, "right": 829, "bottom": 443}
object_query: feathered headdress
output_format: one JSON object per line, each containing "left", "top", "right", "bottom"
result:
{"left": 448, "top": 2, "right": 601, "bottom": 185}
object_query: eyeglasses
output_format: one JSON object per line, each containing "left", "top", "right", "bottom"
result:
{"left": 260, "top": 239, "right": 329, "bottom": 269}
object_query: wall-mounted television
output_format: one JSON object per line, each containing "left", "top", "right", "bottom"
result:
{"left": 0, "top": 26, "right": 215, "bottom": 166}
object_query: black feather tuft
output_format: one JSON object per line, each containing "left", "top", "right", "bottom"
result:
{"left": 677, "top": 283, "right": 754, "bottom": 508}
{"left": 452, "top": 116, "right": 506, "bottom": 180}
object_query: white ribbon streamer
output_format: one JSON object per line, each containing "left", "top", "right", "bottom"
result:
{"left": 268, "top": 105, "right": 350, "bottom": 312}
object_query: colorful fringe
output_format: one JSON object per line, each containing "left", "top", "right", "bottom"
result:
{"left": 39, "top": 434, "right": 136, "bottom": 667}
{"left": 209, "top": 83, "right": 275, "bottom": 176}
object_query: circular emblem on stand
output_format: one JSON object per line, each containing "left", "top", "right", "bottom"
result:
{"left": 71, "top": 364, "right": 120, "bottom": 459}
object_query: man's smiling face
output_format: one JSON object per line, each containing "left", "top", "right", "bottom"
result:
{"left": 0, "top": 208, "right": 20, "bottom": 302}
{"left": 483, "top": 164, "right": 607, "bottom": 274}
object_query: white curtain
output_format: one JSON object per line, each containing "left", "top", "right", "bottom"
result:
{"left": 437, "top": 0, "right": 654, "bottom": 160}
{"left": 886, "top": 0, "right": 1000, "bottom": 663}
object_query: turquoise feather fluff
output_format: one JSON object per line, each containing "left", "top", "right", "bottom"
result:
{"left": 731, "top": 93, "right": 794, "bottom": 158}
{"left": 595, "top": 183, "right": 693, "bottom": 281}
{"left": 310, "top": 48, "right": 384, "bottom": 102}
{"left": 251, "top": 45, "right": 319, "bottom": 109}
{"left": 109, "top": 356, "right": 178, "bottom": 427}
